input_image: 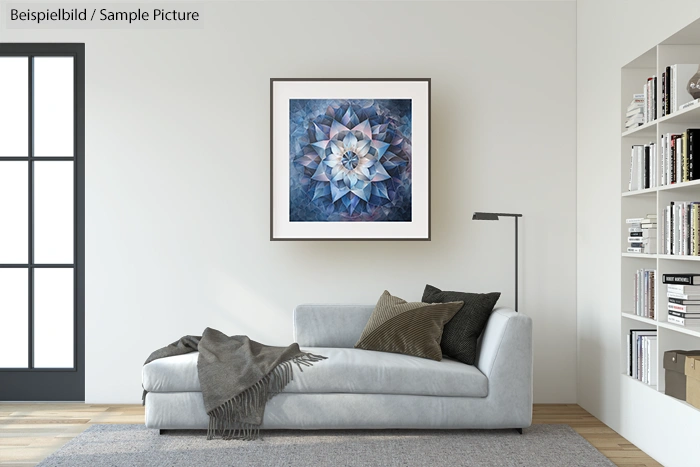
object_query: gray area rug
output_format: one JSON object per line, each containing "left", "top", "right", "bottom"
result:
{"left": 37, "top": 424, "right": 615, "bottom": 466}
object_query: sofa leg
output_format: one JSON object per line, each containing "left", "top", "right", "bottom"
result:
{"left": 515, "top": 428, "right": 523, "bottom": 434}
{"left": 159, "top": 429, "right": 166, "bottom": 435}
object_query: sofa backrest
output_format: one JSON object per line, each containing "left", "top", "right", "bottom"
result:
{"left": 293, "top": 304, "right": 374, "bottom": 348}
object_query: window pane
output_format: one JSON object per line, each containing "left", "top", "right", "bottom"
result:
{"left": 34, "top": 268, "right": 73, "bottom": 368}
{"left": 0, "top": 57, "right": 28, "bottom": 158}
{"left": 34, "top": 161, "right": 74, "bottom": 263}
{"left": 34, "top": 57, "right": 73, "bottom": 158}
{"left": 0, "top": 162, "right": 28, "bottom": 263}
{"left": 0, "top": 269, "right": 29, "bottom": 368}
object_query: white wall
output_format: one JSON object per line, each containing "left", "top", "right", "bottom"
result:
{"left": 1, "top": 1, "right": 577, "bottom": 404}
{"left": 577, "top": 1, "right": 700, "bottom": 466}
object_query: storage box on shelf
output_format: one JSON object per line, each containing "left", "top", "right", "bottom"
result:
{"left": 686, "top": 355, "right": 700, "bottom": 409}
{"left": 664, "top": 350, "right": 700, "bottom": 401}
{"left": 621, "top": 42, "right": 700, "bottom": 414}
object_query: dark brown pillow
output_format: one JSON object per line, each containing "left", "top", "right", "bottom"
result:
{"left": 422, "top": 284, "right": 501, "bottom": 365}
{"left": 354, "top": 290, "right": 463, "bottom": 361}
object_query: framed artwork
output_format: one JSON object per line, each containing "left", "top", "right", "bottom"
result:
{"left": 270, "top": 78, "right": 431, "bottom": 240}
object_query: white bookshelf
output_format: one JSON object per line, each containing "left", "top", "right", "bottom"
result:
{"left": 621, "top": 36, "right": 700, "bottom": 404}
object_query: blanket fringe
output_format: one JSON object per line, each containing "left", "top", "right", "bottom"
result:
{"left": 206, "top": 352, "right": 327, "bottom": 441}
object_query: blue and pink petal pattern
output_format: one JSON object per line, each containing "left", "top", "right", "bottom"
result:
{"left": 289, "top": 99, "right": 412, "bottom": 222}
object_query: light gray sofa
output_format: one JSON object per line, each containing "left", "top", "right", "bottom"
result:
{"left": 143, "top": 305, "right": 533, "bottom": 431}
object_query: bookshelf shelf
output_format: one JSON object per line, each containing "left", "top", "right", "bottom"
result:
{"left": 621, "top": 252, "right": 657, "bottom": 259}
{"left": 657, "top": 321, "right": 700, "bottom": 338}
{"left": 622, "top": 187, "right": 657, "bottom": 197}
{"left": 622, "top": 312, "right": 657, "bottom": 325}
{"left": 656, "top": 100, "right": 700, "bottom": 124}
{"left": 622, "top": 120, "right": 656, "bottom": 138}
{"left": 657, "top": 254, "right": 700, "bottom": 261}
{"left": 656, "top": 178, "right": 700, "bottom": 192}
{"left": 621, "top": 39, "right": 700, "bottom": 421}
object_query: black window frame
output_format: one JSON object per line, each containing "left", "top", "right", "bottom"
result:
{"left": 0, "top": 43, "right": 85, "bottom": 401}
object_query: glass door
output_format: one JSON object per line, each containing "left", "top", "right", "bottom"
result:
{"left": 0, "top": 44, "right": 84, "bottom": 400}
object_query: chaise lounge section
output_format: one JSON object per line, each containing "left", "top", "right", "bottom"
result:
{"left": 143, "top": 305, "right": 533, "bottom": 430}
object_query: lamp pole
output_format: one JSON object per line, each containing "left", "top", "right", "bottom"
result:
{"left": 514, "top": 215, "right": 518, "bottom": 312}
{"left": 472, "top": 212, "right": 523, "bottom": 312}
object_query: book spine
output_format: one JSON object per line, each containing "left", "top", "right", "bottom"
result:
{"left": 671, "top": 136, "right": 676, "bottom": 183}
{"left": 651, "top": 270, "right": 656, "bottom": 319}
{"left": 688, "top": 202, "right": 692, "bottom": 255}
{"left": 690, "top": 203, "right": 699, "bottom": 256}
{"left": 629, "top": 146, "right": 634, "bottom": 191}
{"left": 696, "top": 202, "right": 700, "bottom": 256}
{"left": 670, "top": 201, "right": 675, "bottom": 254}
{"left": 644, "top": 145, "right": 650, "bottom": 189}
{"left": 672, "top": 64, "right": 677, "bottom": 112}
{"left": 668, "top": 297, "right": 700, "bottom": 304}
{"left": 667, "top": 284, "right": 700, "bottom": 293}
{"left": 662, "top": 72, "right": 666, "bottom": 117}
{"left": 684, "top": 131, "right": 689, "bottom": 182}
{"left": 668, "top": 310, "right": 700, "bottom": 318}
{"left": 666, "top": 66, "right": 671, "bottom": 115}
{"left": 662, "top": 274, "right": 700, "bottom": 284}
{"left": 653, "top": 76, "right": 657, "bottom": 121}
{"left": 690, "top": 129, "right": 698, "bottom": 181}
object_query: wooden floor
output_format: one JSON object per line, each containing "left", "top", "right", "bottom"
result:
{"left": 0, "top": 403, "right": 661, "bottom": 467}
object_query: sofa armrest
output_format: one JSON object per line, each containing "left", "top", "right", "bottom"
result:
{"left": 476, "top": 308, "right": 533, "bottom": 426}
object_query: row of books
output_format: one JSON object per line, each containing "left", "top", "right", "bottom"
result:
{"left": 626, "top": 329, "right": 657, "bottom": 385}
{"left": 660, "top": 130, "right": 700, "bottom": 185}
{"left": 633, "top": 269, "right": 656, "bottom": 319}
{"left": 665, "top": 275, "right": 700, "bottom": 327}
{"left": 661, "top": 202, "right": 700, "bottom": 256}
{"left": 626, "top": 216, "right": 657, "bottom": 254}
{"left": 628, "top": 143, "right": 657, "bottom": 190}
{"left": 625, "top": 64, "right": 700, "bottom": 129}
{"left": 661, "top": 64, "right": 700, "bottom": 117}
{"left": 626, "top": 94, "right": 644, "bottom": 129}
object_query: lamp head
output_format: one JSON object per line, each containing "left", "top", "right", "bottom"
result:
{"left": 472, "top": 212, "right": 500, "bottom": 221}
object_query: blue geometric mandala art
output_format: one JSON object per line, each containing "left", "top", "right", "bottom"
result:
{"left": 289, "top": 99, "right": 412, "bottom": 222}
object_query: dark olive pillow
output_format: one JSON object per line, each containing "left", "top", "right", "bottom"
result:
{"left": 422, "top": 284, "right": 501, "bottom": 365}
{"left": 355, "top": 290, "right": 463, "bottom": 361}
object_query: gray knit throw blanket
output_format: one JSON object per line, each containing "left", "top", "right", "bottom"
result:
{"left": 143, "top": 327, "right": 327, "bottom": 440}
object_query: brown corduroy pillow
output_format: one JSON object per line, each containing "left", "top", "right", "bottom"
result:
{"left": 354, "top": 290, "right": 463, "bottom": 361}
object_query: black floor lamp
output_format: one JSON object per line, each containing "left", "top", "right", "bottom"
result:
{"left": 472, "top": 212, "right": 523, "bottom": 312}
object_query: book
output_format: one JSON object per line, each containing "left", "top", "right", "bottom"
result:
{"left": 668, "top": 303, "right": 700, "bottom": 312}
{"left": 668, "top": 315, "right": 700, "bottom": 326}
{"left": 668, "top": 310, "right": 700, "bottom": 317}
{"left": 680, "top": 98, "right": 700, "bottom": 111}
{"left": 665, "top": 67, "right": 671, "bottom": 115}
{"left": 626, "top": 217, "right": 647, "bottom": 224}
{"left": 628, "top": 236, "right": 655, "bottom": 242}
{"left": 688, "top": 129, "right": 699, "bottom": 180}
{"left": 668, "top": 297, "right": 700, "bottom": 305}
{"left": 667, "top": 292, "right": 700, "bottom": 300}
{"left": 628, "top": 94, "right": 645, "bottom": 111}
{"left": 663, "top": 274, "right": 700, "bottom": 285}
{"left": 628, "top": 330, "right": 657, "bottom": 379}
{"left": 672, "top": 65, "right": 700, "bottom": 112}
{"left": 667, "top": 284, "right": 700, "bottom": 293}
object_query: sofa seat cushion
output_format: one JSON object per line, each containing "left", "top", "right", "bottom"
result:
{"left": 142, "top": 347, "right": 488, "bottom": 398}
